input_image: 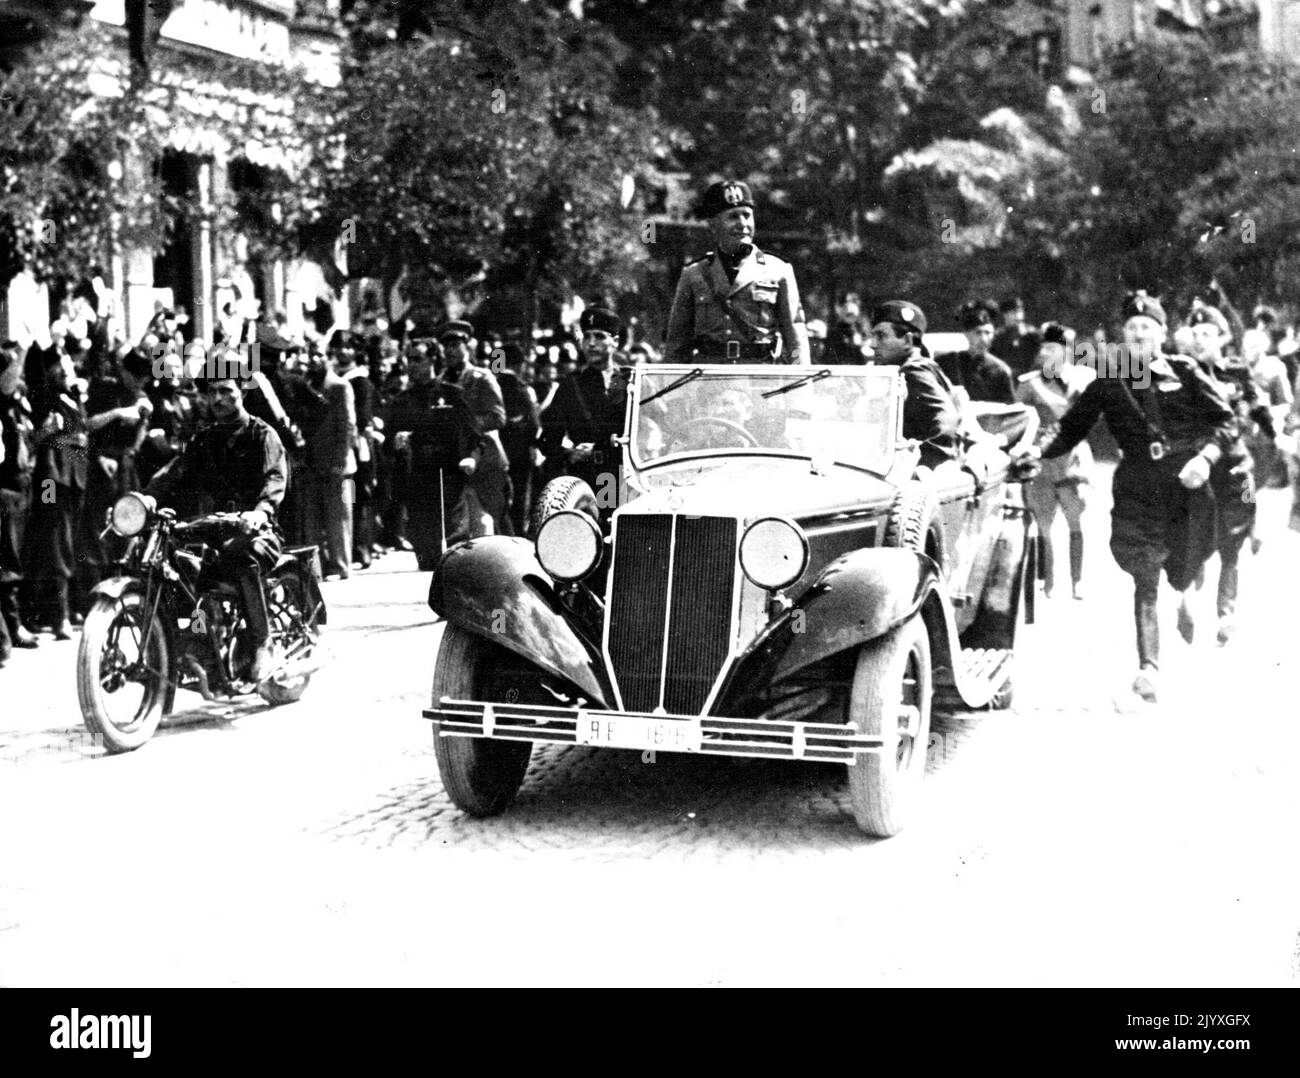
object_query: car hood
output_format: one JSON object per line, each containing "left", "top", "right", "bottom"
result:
{"left": 624, "top": 457, "right": 896, "bottom": 522}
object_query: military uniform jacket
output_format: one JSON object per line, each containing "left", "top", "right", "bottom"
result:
{"left": 1042, "top": 354, "right": 1234, "bottom": 466}
{"left": 147, "top": 413, "right": 288, "bottom": 518}
{"left": 539, "top": 366, "right": 628, "bottom": 466}
{"left": 664, "top": 247, "right": 809, "bottom": 364}
{"left": 888, "top": 351, "right": 961, "bottom": 468}
{"left": 1017, "top": 367, "right": 1094, "bottom": 483}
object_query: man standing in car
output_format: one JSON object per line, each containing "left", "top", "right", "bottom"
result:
{"left": 664, "top": 180, "right": 809, "bottom": 364}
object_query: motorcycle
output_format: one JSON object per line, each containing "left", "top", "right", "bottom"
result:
{"left": 76, "top": 492, "right": 328, "bottom": 753}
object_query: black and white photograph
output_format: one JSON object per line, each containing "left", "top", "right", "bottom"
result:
{"left": 1, "top": 0, "right": 1297, "bottom": 1017}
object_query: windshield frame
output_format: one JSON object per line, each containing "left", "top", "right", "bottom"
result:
{"left": 626, "top": 363, "right": 902, "bottom": 477}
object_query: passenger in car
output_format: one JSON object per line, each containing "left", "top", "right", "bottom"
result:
{"left": 866, "top": 301, "right": 962, "bottom": 469}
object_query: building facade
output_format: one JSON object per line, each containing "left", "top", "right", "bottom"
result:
{"left": 1, "top": 0, "right": 344, "bottom": 349}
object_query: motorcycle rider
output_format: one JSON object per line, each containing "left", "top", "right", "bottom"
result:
{"left": 145, "top": 359, "right": 288, "bottom": 682}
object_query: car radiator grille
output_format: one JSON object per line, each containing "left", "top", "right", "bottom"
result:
{"left": 606, "top": 515, "right": 739, "bottom": 715}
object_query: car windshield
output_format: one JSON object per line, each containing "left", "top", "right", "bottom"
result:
{"left": 630, "top": 365, "right": 899, "bottom": 474}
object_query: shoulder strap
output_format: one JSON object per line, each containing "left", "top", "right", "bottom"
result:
{"left": 703, "top": 262, "right": 764, "bottom": 341}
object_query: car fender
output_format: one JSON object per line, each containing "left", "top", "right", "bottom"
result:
{"left": 428, "top": 537, "right": 612, "bottom": 707}
{"left": 719, "top": 548, "right": 941, "bottom": 699}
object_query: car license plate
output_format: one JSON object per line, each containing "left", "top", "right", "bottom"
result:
{"left": 576, "top": 713, "right": 702, "bottom": 753}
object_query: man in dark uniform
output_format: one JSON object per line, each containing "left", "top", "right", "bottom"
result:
{"left": 495, "top": 343, "right": 541, "bottom": 535}
{"left": 540, "top": 307, "right": 631, "bottom": 509}
{"left": 1184, "top": 308, "right": 1283, "bottom": 645}
{"left": 991, "top": 297, "right": 1042, "bottom": 379}
{"left": 867, "top": 301, "right": 962, "bottom": 470}
{"left": 663, "top": 180, "right": 809, "bottom": 364}
{"left": 1017, "top": 291, "right": 1235, "bottom": 704}
{"left": 1, "top": 341, "right": 39, "bottom": 663}
{"left": 939, "top": 300, "right": 1016, "bottom": 404}
{"left": 387, "top": 335, "right": 480, "bottom": 569}
{"left": 146, "top": 364, "right": 288, "bottom": 682}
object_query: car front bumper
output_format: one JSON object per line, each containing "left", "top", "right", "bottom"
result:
{"left": 424, "top": 698, "right": 891, "bottom": 764}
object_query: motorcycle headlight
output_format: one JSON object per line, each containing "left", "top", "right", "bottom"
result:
{"left": 109, "top": 493, "right": 153, "bottom": 537}
{"left": 740, "top": 516, "right": 809, "bottom": 591}
{"left": 535, "top": 511, "right": 603, "bottom": 582}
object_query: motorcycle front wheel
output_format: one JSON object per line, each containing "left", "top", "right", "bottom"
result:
{"left": 77, "top": 591, "right": 171, "bottom": 754}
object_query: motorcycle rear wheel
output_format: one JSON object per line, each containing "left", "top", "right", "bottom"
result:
{"left": 77, "top": 592, "right": 170, "bottom": 754}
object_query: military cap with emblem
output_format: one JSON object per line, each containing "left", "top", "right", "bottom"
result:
{"left": 1120, "top": 290, "right": 1166, "bottom": 326}
{"left": 1187, "top": 305, "right": 1226, "bottom": 329}
{"left": 437, "top": 319, "right": 475, "bottom": 341}
{"left": 1039, "top": 321, "right": 1069, "bottom": 346}
{"left": 870, "top": 300, "right": 927, "bottom": 335}
{"left": 578, "top": 307, "right": 623, "bottom": 337}
{"left": 957, "top": 299, "right": 999, "bottom": 329}
{"left": 698, "top": 180, "right": 755, "bottom": 220}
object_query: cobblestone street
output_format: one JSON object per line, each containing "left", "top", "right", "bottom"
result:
{"left": 2, "top": 479, "right": 1298, "bottom": 986}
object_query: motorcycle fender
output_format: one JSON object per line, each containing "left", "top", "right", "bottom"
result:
{"left": 428, "top": 537, "right": 612, "bottom": 707}
{"left": 87, "top": 577, "right": 179, "bottom": 712}
{"left": 723, "top": 548, "right": 940, "bottom": 694}
{"left": 88, "top": 576, "right": 145, "bottom": 603}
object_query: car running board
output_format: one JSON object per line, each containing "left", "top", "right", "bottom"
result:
{"left": 933, "top": 646, "right": 1012, "bottom": 713}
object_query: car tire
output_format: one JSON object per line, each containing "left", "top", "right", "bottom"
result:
{"left": 846, "top": 614, "right": 932, "bottom": 838}
{"left": 432, "top": 624, "right": 532, "bottom": 817}
{"left": 884, "top": 481, "right": 941, "bottom": 563}
{"left": 529, "top": 476, "right": 599, "bottom": 538}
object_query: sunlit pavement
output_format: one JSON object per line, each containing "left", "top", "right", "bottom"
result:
{"left": 2, "top": 478, "right": 1297, "bottom": 986}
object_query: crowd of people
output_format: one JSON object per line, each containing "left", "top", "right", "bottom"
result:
{"left": 0, "top": 295, "right": 668, "bottom": 669}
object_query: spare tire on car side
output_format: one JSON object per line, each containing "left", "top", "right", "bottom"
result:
{"left": 529, "top": 476, "right": 599, "bottom": 538}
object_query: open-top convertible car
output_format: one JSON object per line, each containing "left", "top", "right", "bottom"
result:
{"left": 423, "top": 363, "right": 1037, "bottom": 837}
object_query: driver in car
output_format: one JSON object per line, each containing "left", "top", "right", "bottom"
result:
{"left": 146, "top": 359, "right": 288, "bottom": 682}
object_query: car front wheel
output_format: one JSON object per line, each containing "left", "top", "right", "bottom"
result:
{"left": 432, "top": 625, "right": 533, "bottom": 816}
{"left": 846, "top": 614, "right": 932, "bottom": 838}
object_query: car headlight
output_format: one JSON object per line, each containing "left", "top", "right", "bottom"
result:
{"left": 740, "top": 516, "right": 809, "bottom": 591}
{"left": 535, "top": 511, "right": 603, "bottom": 581}
{"left": 109, "top": 493, "right": 153, "bottom": 537}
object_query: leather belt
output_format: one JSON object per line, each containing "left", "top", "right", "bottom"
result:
{"left": 694, "top": 339, "right": 775, "bottom": 361}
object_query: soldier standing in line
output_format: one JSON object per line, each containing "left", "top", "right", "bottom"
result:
{"left": 991, "top": 297, "right": 1042, "bottom": 379}
{"left": 663, "top": 180, "right": 809, "bottom": 364}
{"left": 1015, "top": 323, "right": 1094, "bottom": 600}
{"left": 1016, "top": 291, "right": 1236, "bottom": 705}
{"left": 1, "top": 341, "right": 39, "bottom": 664}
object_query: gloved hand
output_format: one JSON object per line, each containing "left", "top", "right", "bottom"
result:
{"left": 239, "top": 509, "right": 269, "bottom": 532}
{"left": 1178, "top": 453, "right": 1211, "bottom": 490}
{"left": 458, "top": 456, "right": 477, "bottom": 476}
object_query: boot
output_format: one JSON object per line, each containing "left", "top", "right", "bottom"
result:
{"left": 1176, "top": 593, "right": 1195, "bottom": 645}
{"left": 51, "top": 579, "right": 72, "bottom": 640}
{"left": 1069, "top": 530, "right": 1084, "bottom": 600}
{"left": 1037, "top": 533, "right": 1054, "bottom": 598}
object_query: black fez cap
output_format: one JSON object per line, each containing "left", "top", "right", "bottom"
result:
{"left": 958, "top": 300, "right": 999, "bottom": 329}
{"left": 870, "top": 300, "right": 927, "bottom": 335}
{"left": 1040, "top": 321, "right": 1069, "bottom": 346}
{"left": 1187, "top": 307, "right": 1220, "bottom": 328}
{"left": 579, "top": 307, "right": 623, "bottom": 336}
{"left": 698, "top": 180, "right": 754, "bottom": 219}
{"left": 437, "top": 319, "right": 475, "bottom": 342}
{"left": 1120, "top": 290, "right": 1166, "bottom": 327}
